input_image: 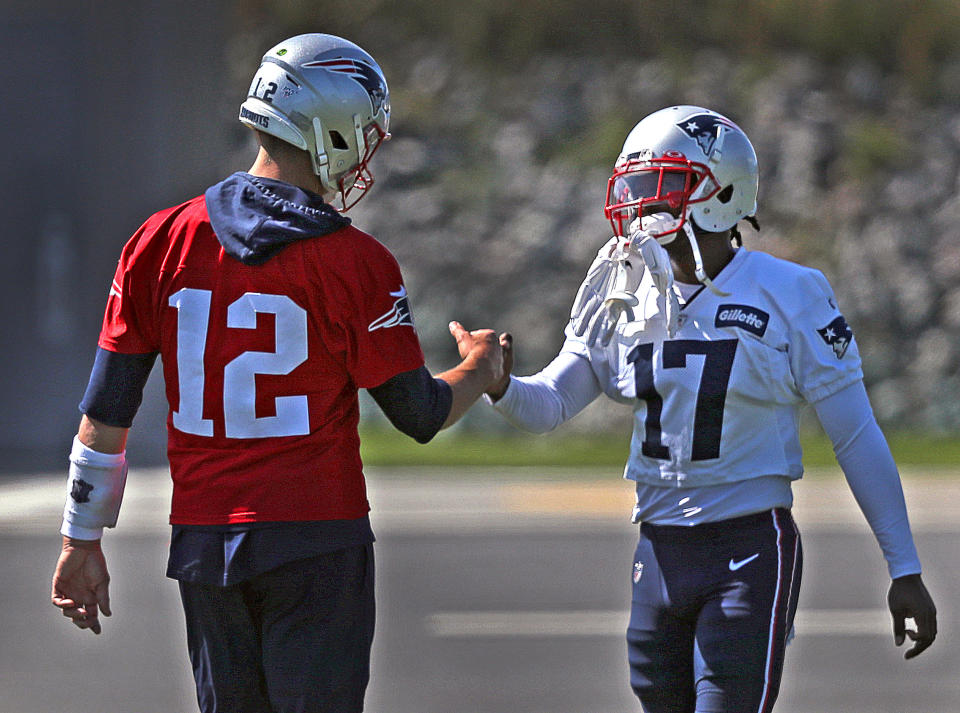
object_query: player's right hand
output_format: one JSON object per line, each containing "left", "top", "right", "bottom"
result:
{"left": 448, "top": 321, "right": 504, "bottom": 386}
{"left": 484, "top": 332, "right": 513, "bottom": 402}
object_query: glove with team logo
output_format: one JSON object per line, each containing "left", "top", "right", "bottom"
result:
{"left": 570, "top": 237, "right": 644, "bottom": 347}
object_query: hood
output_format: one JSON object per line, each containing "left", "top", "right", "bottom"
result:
{"left": 204, "top": 172, "right": 351, "bottom": 265}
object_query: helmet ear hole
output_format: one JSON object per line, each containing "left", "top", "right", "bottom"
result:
{"left": 329, "top": 131, "right": 349, "bottom": 150}
{"left": 717, "top": 185, "right": 734, "bottom": 204}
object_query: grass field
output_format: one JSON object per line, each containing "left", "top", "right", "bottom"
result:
{"left": 359, "top": 426, "right": 960, "bottom": 470}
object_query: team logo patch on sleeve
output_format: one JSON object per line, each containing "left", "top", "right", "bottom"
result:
{"left": 368, "top": 285, "right": 414, "bottom": 331}
{"left": 715, "top": 304, "right": 769, "bottom": 337}
{"left": 817, "top": 315, "right": 853, "bottom": 359}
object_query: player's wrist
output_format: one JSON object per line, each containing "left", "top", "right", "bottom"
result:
{"left": 485, "top": 375, "right": 511, "bottom": 402}
{"left": 62, "top": 534, "right": 103, "bottom": 549}
{"left": 61, "top": 435, "right": 128, "bottom": 538}
{"left": 61, "top": 521, "right": 105, "bottom": 541}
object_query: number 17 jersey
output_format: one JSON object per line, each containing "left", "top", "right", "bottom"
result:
{"left": 564, "top": 248, "right": 863, "bottom": 487}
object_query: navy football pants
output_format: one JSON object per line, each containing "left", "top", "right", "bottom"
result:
{"left": 179, "top": 544, "right": 375, "bottom": 713}
{"left": 627, "top": 509, "right": 802, "bottom": 713}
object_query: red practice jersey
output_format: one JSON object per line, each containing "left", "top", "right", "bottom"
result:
{"left": 99, "top": 195, "right": 424, "bottom": 524}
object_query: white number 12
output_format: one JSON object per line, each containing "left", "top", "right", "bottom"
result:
{"left": 168, "top": 288, "right": 310, "bottom": 439}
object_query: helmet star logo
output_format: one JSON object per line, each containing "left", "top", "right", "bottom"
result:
{"left": 676, "top": 113, "right": 737, "bottom": 157}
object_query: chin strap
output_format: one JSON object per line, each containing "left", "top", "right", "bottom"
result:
{"left": 682, "top": 220, "right": 730, "bottom": 297}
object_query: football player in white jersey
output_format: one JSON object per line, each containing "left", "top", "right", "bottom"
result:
{"left": 485, "top": 106, "right": 937, "bottom": 712}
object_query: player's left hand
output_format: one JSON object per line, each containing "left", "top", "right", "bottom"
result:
{"left": 570, "top": 237, "right": 626, "bottom": 340}
{"left": 887, "top": 573, "right": 937, "bottom": 659}
{"left": 628, "top": 217, "right": 680, "bottom": 338}
{"left": 571, "top": 237, "right": 647, "bottom": 347}
{"left": 51, "top": 537, "right": 112, "bottom": 635}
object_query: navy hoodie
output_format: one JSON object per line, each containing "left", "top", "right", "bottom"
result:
{"left": 204, "top": 171, "right": 351, "bottom": 265}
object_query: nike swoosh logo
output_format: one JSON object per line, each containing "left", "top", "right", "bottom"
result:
{"left": 728, "top": 553, "right": 759, "bottom": 571}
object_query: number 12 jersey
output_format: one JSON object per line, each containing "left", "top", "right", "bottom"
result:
{"left": 98, "top": 193, "right": 424, "bottom": 525}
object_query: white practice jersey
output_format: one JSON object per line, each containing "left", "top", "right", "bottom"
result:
{"left": 562, "top": 248, "right": 863, "bottom": 487}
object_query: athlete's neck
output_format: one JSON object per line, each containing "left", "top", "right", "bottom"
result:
{"left": 668, "top": 232, "right": 736, "bottom": 284}
{"left": 247, "top": 146, "right": 334, "bottom": 201}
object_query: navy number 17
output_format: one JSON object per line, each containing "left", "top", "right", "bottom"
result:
{"left": 628, "top": 339, "right": 738, "bottom": 461}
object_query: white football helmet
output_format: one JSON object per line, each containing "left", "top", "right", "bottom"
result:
{"left": 604, "top": 105, "right": 758, "bottom": 242}
{"left": 239, "top": 33, "right": 391, "bottom": 210}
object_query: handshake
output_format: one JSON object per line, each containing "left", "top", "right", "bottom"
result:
{"left": 570, "top": 213, "right": 681, "bottom": 347}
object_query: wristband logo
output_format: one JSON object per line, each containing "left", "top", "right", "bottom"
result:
{"left": 70, "top": 478, "right": 94, "bottom": 503}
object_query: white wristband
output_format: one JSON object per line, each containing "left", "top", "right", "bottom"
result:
{"left": 60, "top": 436, "right": 128, "bottom": 540}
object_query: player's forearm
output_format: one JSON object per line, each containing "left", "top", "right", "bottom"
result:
{"left": 367, "top": 367, "right": 452, "bottom": 443}
{"left": 489, "top": 352, "right": 601, "bottom": 433}
{"left": 61, "top": 422, "right": 130, "bottom": 540}
{"left": 436, "top": 355, "right": 499, "bottom": 429}
{"left": 78, "top": 415, "right": 129, "bottom": 454}
{"left": 813, "top": 381, "right": 922, "bottom": 578}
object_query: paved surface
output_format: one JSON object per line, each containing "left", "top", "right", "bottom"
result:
{"left": 2, "top": 465, "right": 957, "bottom": 712}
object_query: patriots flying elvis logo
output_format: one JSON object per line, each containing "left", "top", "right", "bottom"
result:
{"left": 71, "top": 478, "right": 95, "bottom": 503}
{"left": 302, "top": 56, "right": 388, "bottom": 115}
{"left": 369, "top": 286, "right": 414, "bottom": 331}
{"left": 676, "top": 113, "right": 738, "bottom": 157}
{"left": 817, "top": 315, "right": 853, "bottom": 359}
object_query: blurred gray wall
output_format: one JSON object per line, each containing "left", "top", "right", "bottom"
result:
{"left": 2, "top": 0, "right": 234, "bottom": 468}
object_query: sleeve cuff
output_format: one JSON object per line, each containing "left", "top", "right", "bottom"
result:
{"left": 484, "top": 376, "right": 517, "bottom": 409}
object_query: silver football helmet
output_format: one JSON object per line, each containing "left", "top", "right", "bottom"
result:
{"left": 239, "top": 33, "right": 391, "bottom": 210}
{"left": 604, "top": 106, "right": 758, "bottom": 293}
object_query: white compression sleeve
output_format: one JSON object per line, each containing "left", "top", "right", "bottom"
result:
{"left": 60, "top": 436, "right": 128, "bottom": 540}
{"left": 813, "top": 381, "right": 921, "bottom": 578}
{"left": 487, "top": 351, "right": 602, "bottom": 433}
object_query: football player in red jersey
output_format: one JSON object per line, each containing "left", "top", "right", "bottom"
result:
{"left": 50, "top": 33, "right": 501, "bottom": 713}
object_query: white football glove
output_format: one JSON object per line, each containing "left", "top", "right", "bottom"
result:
{"left": 591, "top": 290, "right": 640, "bottom": 346}
{"left": 570, "top": 215, "right": 683, "bottom": 347}
{"left": 627, "top": 217, "right": 681, "bottom": 339}
{"left": 570, "top": 237, "right": 644, "bottom": 347}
